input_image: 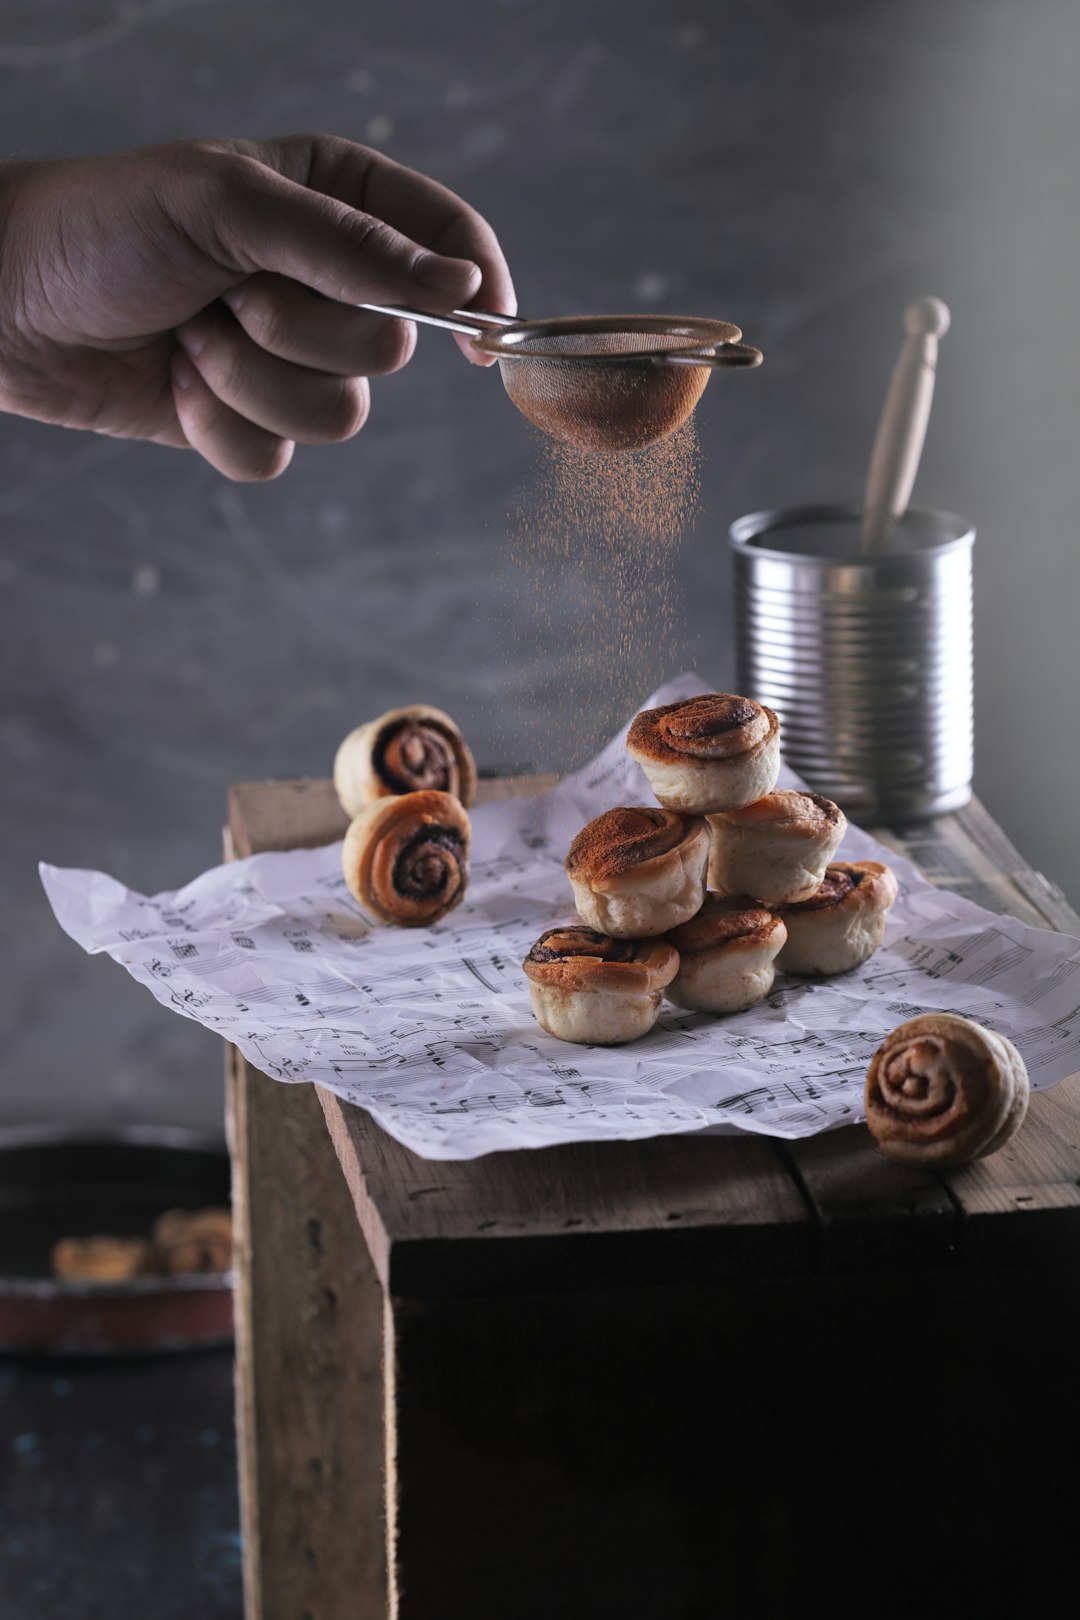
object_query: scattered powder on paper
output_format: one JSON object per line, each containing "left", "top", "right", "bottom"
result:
{"left": 500, "top": 422, "right": 700, "bottom": 771}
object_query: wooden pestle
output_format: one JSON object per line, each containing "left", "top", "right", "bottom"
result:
{"left": 859, "top": 296, "right": 950, "bottom": 555}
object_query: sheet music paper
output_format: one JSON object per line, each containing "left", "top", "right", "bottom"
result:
{"left": 41, "top": 675, "right": 1080, "bottom": 1161}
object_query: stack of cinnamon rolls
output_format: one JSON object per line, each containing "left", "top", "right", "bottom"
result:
{"left": 525, "top": 693, "right": 899, "bottom": 1046}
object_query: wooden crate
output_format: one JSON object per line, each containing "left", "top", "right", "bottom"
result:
{"left": 226, "top": 779, "right": 1080, "bottom": 1620}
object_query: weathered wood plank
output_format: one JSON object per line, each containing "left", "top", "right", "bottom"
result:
{"left": 872, "top": 811, "right": 1039, "bottom": 922}
{"left": 941, "top": 1075, "right": 1080, "bottom": 1265}
{"left": 957, "top": 797, "right": 1080, "bottom": 932}
{"left": 228, "top": 778, "right": 347, "bottom": 856}
{"left": 227, "top": 814, "right": 387, "bottom": 1620}
{"left": 320, "top": 1094, "right": 812, "bottom": 1298}
{"left": 228, "top": 1054, "right": 387, "bottom": 1620}
{"left": 226, "top": 770, "right": 560, "bottom": 860}
{"left": 778, "top": 1125, "right": 960, "bottom": 1271}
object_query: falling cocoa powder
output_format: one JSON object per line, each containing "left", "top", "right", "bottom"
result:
{"left": 499, "top": 420, "right": 700, "bottom": 770}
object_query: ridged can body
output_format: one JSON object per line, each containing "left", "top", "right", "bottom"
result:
{"left": 729, "top": 504, "right": 974, "bottom": 822}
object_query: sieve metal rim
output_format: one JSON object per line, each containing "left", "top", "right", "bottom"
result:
{"left": 470, "top": 313, "right": 743, "bottom": 364}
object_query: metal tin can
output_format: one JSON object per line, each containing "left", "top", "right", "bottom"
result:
{"left": 729, "top": 503, "right": 974, "bottom": 822}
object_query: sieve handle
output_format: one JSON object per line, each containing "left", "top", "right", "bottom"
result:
{"left": 357, "top": 302, "right": 518, "bottom": 336}
{"left": 859, "top": 297, "right": 951, "bottom": 556}
{"left": 660, "top": 342, "right": 763, "bottom": 370}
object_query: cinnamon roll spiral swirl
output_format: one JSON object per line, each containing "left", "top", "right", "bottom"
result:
{"left": 774, "top": 860, "right": 898, "bottom": 976}
{"left": 342, "top": 789, "right": 471, "bottom": 926}
{"left": 565, "top": 806, "right": 710, "bottom": 938}
{"left": 865, "top": 1013, "right": 1030, "bottom": 1167}
{"left": 523, "top": 924, "right": 679, "bottom": 1045}
{"left": 626, "top": 694, "right": 781, "bottom": 813}
{"left": 707, "top": 790, "right": 847, "bottom": 904}
{"left": 334, "top": 705, "right": 477, "bottom": 817}
{"left": 663, "top": 895, "right": 787, "bottom": 1014}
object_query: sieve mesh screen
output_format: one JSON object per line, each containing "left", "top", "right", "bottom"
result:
{"left": 499, "top": 352, "right": 708, "bottom": 454}
{"left": 471, "top": 314, "right": 758, "bottom": 454}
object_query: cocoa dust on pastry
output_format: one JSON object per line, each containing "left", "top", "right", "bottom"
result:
{"left": 523, "top": 924, "right": 679, "bottom": 1045}
{"left": 565, "top": 806, "right": 709, "bottom": 938}
{"left": 707, "top": 790, "right": 846, "bottom": 904}
{"left": 626, "top": 693, "right": 781, "bottom": 813}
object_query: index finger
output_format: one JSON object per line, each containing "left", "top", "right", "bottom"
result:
{"left": 275, "top": 135, "right": 517, "bottom": 364}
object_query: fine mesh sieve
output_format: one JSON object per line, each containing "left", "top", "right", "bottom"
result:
{"left": 358, "top": 305, "right": 762, "bottom": 452}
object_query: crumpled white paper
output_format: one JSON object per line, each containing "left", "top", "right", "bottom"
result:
{"left": 41, "top": 675, "right": 1080, "bottom": 1160}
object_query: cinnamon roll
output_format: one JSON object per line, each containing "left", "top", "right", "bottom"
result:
{"left": 334, "top": 704, "right": 477, "bottom": 816}
{"left": 626, "top": 694, "right": 781, "bottom": 814}
{"left": 865, "top": 1013, "right": 1030, "bottom": 1167}
{"left": 707, "top": 791, "right": 847, "bottom": 904}
{"left": 664, "top": 895, "right": 787, "bottom": 1014}
{"left": 523, "top": 924, "right": 679, "bottom": 1045}
{"left": 565, "top": 806, "right": 710, "bottom": 938}
{"left": 774, "top": 860, "right": 898, "bottom": 975}
{"left": 152, "top": 1207, "right": 233, "bottom": 1275}
{"left": 51, "top": 1235, "right": 153, "bottom": 1282}
{"left": 342, "top": 789, "right": 471, "bottom": 926}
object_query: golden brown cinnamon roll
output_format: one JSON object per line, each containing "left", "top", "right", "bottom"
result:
{"left": 865, "top": 1013, "right": 1030, "bottom": 1167}
{"left": 774, "top": 860, "right": 898, "bottom": 975}
{"left": 334, "top": 704, "right": 477, "bottom": 816}
{"left": 707, "top": 791, "right": 847, "bottom": 904}
{"left": 51, "top": 1235, "right": 153, "bottom": 1282}
{"left": 664, "top": 894, "right": 787, "bottom": 1014}
{"left": 523, "top": 924, "right": 679, "bottom": 1045}
{"left": 342, "top": 789, "right": 471, "bottom": 926}
{"left": 565, "top": 806, "right": 710, "bottom": 938}
{"left": 626, "top": 694, "right": 781, "bottom": 813}
{"left": 152, "top": 1208, "right": 233, "bottom": 1275}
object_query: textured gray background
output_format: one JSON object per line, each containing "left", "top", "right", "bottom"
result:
{"left": 2, "top": 0, "right": 1079, "bottom": 1133}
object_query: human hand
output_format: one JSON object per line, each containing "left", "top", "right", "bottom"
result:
{"left": 0, "top": 134, "right": 515, "bottom": 480}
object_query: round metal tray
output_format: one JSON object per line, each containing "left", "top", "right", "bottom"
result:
{"left": 0, "top": 1124, "right": 233, "bottom": 1356}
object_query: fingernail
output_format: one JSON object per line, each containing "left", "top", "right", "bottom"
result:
{"left": 171, "top": 350, "right": 197, "bottom": 391}
{"left": 176, "top": 314, "right": 210, "bottom": 358}
{"left": 414, "top": 253, "right": 481, "bottom": 296}
{"left": 461, "top": 338, "right": 495, "bottom": 368}
{"left": 222, "top": 285, "right": 245, "bottom": 314}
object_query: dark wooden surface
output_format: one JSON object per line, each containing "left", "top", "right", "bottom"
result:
{"left": 227, "top": 815, "right": 387, "bottom": 1620}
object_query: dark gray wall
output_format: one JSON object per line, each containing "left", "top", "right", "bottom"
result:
{"left": 3, "top": 0, "right": 1079, "bottom": 1131}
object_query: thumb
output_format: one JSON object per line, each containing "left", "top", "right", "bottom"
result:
{"left": 212, "top": 158, "right": 482, "bottom": 310}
